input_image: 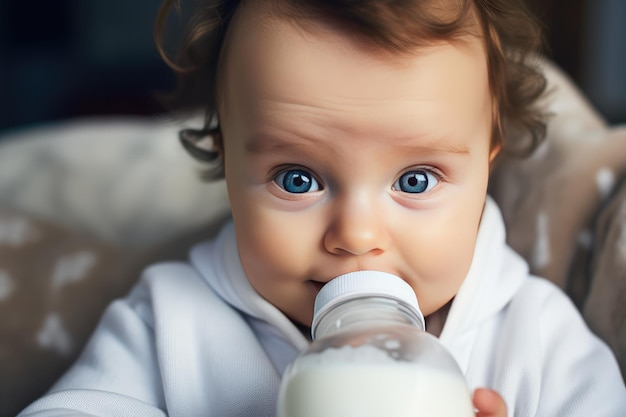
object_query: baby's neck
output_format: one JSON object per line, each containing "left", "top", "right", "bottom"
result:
{"left": 294, "top": 321, "right": 313, "bottom": 342}
{"left": 425, "top": 300, "right": 452, "bottom": 337}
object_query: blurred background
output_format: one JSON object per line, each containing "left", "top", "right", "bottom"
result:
{"left": 0, "top": 0, "right": 174, "bottom": 134}
{"left": 0, "top": 0, "right": 625, "bottom": 135}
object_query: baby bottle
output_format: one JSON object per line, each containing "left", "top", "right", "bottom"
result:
{"left": 277, "top": 271, "right": 474, "bottom": 417}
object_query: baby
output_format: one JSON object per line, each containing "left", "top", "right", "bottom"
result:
{"left": 17, "top": 0, "right": 626, "bottom": 416}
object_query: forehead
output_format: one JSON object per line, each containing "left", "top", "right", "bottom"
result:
{"left": 218, "top": 1, "right": 491, "bottom": 137}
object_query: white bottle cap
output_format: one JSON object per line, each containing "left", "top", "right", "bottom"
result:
{"left": 312, "top": 271, "right": 425, "bottom": 337}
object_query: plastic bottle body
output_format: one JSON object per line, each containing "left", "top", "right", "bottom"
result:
{"left": 277, "top": 272, "right": 475, "bottom": 417}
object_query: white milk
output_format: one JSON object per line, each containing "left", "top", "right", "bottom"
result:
{"left": 279, "top": 273, "right": 474, "bottom": 417}
{"left": 278, "top": 362, "right": 475, "bottom": 417}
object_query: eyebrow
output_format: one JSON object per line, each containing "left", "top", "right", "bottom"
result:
{"left": 392, "top": 140, "right": 470, "bottom": 156}
{"left": 245, "top": 134, "right": 318, "bottom": 154}
{"left": 245, "top": 133, "right": 471, "bottom": 156}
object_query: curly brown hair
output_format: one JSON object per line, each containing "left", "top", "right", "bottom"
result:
{"left": 155, "top": 0, "right": 547, "bottom": 174}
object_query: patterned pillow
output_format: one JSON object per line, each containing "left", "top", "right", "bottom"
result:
{"left": 584, "top": 176, "right": 626, "bottom": 381}
{"left": 0, "top": 211, "right": 147, "bottom": 417}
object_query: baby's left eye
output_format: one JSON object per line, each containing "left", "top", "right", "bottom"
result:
{"left": 392, "top": 170, "right": 439, "bottom": 194}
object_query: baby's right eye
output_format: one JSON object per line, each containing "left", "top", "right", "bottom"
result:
{"left": 274, "top": 169, "right": 321, "bottom": 194}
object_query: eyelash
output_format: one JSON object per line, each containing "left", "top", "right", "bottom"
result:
{"left": 270, "top": 165, "right": 444, "bottom": 195}
{"left": 392, "top": 167, "right": 443, "bottom": 194}
{"left": 272, "top": 166, "right": 324, "bottom": 194}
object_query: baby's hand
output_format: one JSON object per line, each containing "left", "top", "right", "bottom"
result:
{"left": 473, "top": 388, "right": 507, "bottom": 417}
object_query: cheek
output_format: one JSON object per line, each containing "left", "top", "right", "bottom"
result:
{"left": 403, "top": 212, "right": 477, "bottom": 269}
{"left": 228, "top": 187, "right": 319, "bottom": 284}
{"left": 229, "top": 195, "right": 323, "bottom": 325}
{"left": 224, "top": 146, "right": 319, "bottom": 289}
{"left": 399, "top": 181, "right": 487, "bottom": 314}
{"left": 400, "top": 211, "right": 480, "bottom": 315}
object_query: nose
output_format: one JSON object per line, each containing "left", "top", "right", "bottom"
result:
{"left": 323, "top": 195, "right": 391, "bottom": 256}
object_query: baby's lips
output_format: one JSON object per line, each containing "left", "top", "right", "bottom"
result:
{"left": 308, "top": 280, "right": 327, "bottom": 292}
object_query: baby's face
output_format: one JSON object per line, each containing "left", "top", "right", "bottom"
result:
{"left": 219, "top": 4, "right": 494, "bottom": 326}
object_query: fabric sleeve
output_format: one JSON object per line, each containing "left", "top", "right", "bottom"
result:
{"left": 533, "top": 280, "right": 626, "bottom": 417}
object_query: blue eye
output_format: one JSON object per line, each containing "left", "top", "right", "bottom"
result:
{"left": 393, "top": 170, "right": 438, "bottom": 194}
{"left": 275, "top": 169, "right": 320, "bottom": 194}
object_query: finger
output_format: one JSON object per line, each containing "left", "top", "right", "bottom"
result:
{"left": 473, "top": 388, "right": 507, "bottom": 417}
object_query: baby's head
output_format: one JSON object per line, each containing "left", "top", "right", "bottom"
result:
{"left": 156, "top": 0, "right": 546, "bottom": 326}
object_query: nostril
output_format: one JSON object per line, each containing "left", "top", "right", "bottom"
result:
{"left": 327, "top": 245, "right": 386, "bottom": 257}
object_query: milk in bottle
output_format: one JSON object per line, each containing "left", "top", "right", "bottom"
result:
{"left": 277, "top": 271, "right": 475, "bottom": 417}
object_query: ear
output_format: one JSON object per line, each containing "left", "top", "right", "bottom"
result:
{"left": 490, "top": 94, "right": 503, "bottom": 164}
{"left": 489, "top": 141, "right": 502, "bottom": 163}
{"left": 179, "top": 127, "right": 223, "bottom": 163}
